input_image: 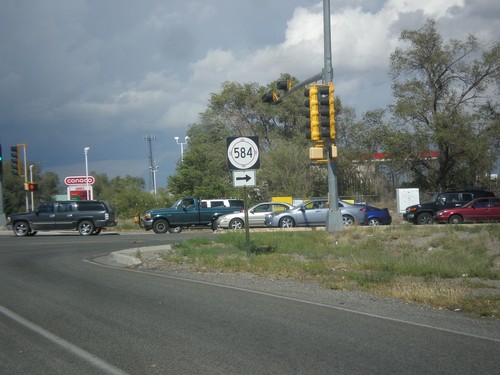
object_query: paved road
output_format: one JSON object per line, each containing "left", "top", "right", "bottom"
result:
{"left": 1, "top": 230, "right": 499, "bottom": 374}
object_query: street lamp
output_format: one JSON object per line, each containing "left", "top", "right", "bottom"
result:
{"left": 84, "top": 147, "right": 90, "bottom": 200}
{"left": 174, "top": 136, "right": 189, "bottom": 161}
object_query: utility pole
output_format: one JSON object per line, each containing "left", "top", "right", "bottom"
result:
{"left": 144, "top": 135, "right": 158, "bottom": 194}
{"left": 261, "top": 0, "right": 343, "bottom": 232}
{"left": 323, "top": 0, "right": 343, "bottom": 232}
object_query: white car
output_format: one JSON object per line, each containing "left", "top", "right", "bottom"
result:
{"left": 217, "top": 202, "right": 294, "bottom": 229}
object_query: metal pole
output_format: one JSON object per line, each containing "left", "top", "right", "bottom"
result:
{"left": 144, "top": 135, "right": 157, "bottom": 193}
{"left": 323, "top": 0, "right": 343, "bottom": 232}
{"left": 23, "top": 145, "right": 29, "bottom": 211}
{"left": 30, "top": 165, "right": 34, "bottom": 211}
{"left": 84, "top": 147, "right": 90, "bottom": 200}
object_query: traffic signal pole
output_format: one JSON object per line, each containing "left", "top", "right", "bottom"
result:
{"left": 323, "top": 0, "right": 343, "bottom": 232}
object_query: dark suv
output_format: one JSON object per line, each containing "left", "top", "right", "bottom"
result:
{"left": 6, "top": 200, "right": 117, "bottom": 236}
{"left": 403, "top": 189, "right": 495, "bottom": 225}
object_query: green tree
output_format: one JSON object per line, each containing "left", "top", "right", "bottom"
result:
{"left": 389, "top": 19, "right": 500, "bottom": 190}
{"left": 167, "top": 77, "right": 331, "bottom": 201}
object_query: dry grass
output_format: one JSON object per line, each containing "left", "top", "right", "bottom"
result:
{"left": 165, "top": 224, "right": 500, "bottom": 318}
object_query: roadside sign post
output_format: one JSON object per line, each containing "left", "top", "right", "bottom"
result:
{"left": 227, "top": 137, "right": 260, "bottom": 256}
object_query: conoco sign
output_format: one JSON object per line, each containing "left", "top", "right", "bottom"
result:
{"left": 64, "top": 175, "right": 95, "bottom": 186}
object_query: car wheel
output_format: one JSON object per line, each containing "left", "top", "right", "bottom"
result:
{"left": 279, "top": 217, "right": 295, "bottom": 228}
{"left": 91, "top": 228, "right": 102, "bottom": 235}
{"left": 448, "top": 215, "right": 463, "bottom": 224}
{"left": 416, "top": 213, "right": 433, "bottom": 225}
{"left": 211, "top": 220, "right": 219, "bottom": 231}
{"left": 229, "top": 218, "right": 244, "bottom": 230}
{"left": 169, "top": 226, "right": 183, "bottom": 233}
{"left": 153, "top": 219, "right": 169, "bottom": 234}
{"left": 13, "top": 221, "right": 30, "bottom": 237}
{"left": 368, "top": 217, "right": 380, "bottom": 226}
{"left": 78, "top": 220, "right": 95, "bottom": 235}
{"left": 342, "top": 215, "right": 355, "bottom": 226}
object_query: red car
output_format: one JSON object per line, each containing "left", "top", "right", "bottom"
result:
{"left": 434, "top": 197, "right": 500, "bottom": 224}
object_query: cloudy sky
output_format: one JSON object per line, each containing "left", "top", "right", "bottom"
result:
{"left": 1, "top": 0, "right": 499, "bottom": 190}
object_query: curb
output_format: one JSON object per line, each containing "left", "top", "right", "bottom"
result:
{"left": 110, "top": 245, "right": 171, "bottom": 267}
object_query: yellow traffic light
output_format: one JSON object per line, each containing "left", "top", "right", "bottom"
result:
{"left": 328, "top": 82, "right": 335, "bottom": 139}
{"left": 304, "top": 86, "right": 320, "bottom": 141}
{"left": 262, "top": 91, "right": 278, "bottom": 103}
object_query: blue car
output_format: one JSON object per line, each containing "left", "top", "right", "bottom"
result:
{"left": 362, "top": 205, "right": 392, "bottom": 226}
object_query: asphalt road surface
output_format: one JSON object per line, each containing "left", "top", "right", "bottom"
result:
{"left": 1, "top": 230, "right": 499, "bottom": 374}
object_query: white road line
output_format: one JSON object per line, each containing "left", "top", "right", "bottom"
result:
{"left": 0, "top": 305, "right": 130, "bottom": 375}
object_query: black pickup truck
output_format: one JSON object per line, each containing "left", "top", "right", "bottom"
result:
{"left": 137, "top": 197, "right": 241, "bottom": 233}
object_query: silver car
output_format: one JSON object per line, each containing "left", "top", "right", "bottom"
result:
{"left": 264, "top": 199, "right": 367, "bottom": 228}
{"left": 217, "top": 202, "right": 294, "bottom": 229}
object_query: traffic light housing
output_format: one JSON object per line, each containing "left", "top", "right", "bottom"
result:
{"left": 304, "top": 86, "right": 320, "bottom": 141}
{"left": 11, "top": 145, "right": 20, "bottom": 176}
{"left": 24, "top": 182, "right": 38, "bottom": 191}
{"left": 304, "top": 83, "right": 335, "bottom": 141}
{"left": 327, "top": 82, "right": 335, "bottom": 139}
{"left": 277, "top": 79, "right": 292, "bottom": 92}
{"left": 261, "top": 91, "right": 279, "bottom": 104}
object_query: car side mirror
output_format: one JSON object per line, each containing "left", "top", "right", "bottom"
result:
{"left": 300, "top": 207, "right": 305, "bottom": 212}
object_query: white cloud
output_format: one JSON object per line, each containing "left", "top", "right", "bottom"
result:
{"left": 2, "top": 0, "right": 499, "bottom": 185}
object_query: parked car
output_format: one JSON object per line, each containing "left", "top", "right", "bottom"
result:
{"left": 264, "top": 199, "right": 367, "bottom": 228}
{"left": 362, "top": 205, "right": 392, "bottom": 226}
{"left": 434, "top": 197, "right": 500, "bottom": 224}
{"left": 217, "top": 201, "right": 294, "bottom": 229}
{"left": 403, "top": 189, "right": 495, "bottom": 225}
{"left": 6, "top": 200, "right": 117, "bottom": 236}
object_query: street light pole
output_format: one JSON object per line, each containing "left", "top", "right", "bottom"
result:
{"left": 175, "top": 136, "right": 189, "bottom": 161}
{"left": 84, "top": 147, "right": 90, "bottom": 200}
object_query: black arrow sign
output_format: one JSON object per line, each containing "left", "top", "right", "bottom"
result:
{"left": 236, "top": 174, "right": 252, "bottom": 182}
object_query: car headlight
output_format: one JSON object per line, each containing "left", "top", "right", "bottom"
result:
{"left": 144, "top": 211, "right": 152, "bottom": 220}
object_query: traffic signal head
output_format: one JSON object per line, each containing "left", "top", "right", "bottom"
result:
{"left": 304, "top": 83, "right": 335, "bottom": 141}
{"left": 24, "top": 182, "right": 38, "bottom": 191}
{"left": 11, "top": 145, "right": 20, "bottom": 176}
{"left": 277, "top": 80, "right": 292, "bottom": 92}
{"left": 304, "top": 86, "right": 320, "bottom": 141}
{"left": 261, "top": 91, "right": 279, "bottom": 104}
{"left": 327, "top": 83, "right": 335, "bottom": 139}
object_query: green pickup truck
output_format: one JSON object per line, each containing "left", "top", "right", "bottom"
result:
{"left": 139, "top": 197, "right": 241, "bottom": 234}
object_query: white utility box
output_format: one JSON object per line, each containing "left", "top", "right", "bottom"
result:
{"left": 396, "top": 188, "right": 419, "bottom": 213}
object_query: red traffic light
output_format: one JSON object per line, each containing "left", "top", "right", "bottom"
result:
{"left": 26, "top": 183, "right": 38, "bottom": 191}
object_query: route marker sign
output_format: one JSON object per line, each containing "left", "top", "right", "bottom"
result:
{"left": 232, "top": 170, "right": 256, "bottom": 187}
{"left": 227, "top": 137, "right": 260, "bottom": 170}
